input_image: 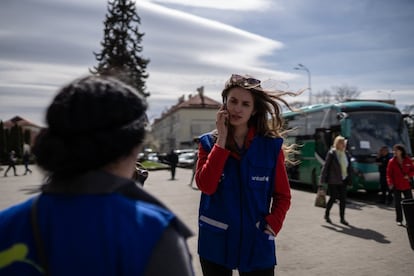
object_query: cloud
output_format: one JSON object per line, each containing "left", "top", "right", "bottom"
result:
{"left": 146, "top": 0, "right": 273, "bottom": 11}
{"left": 1, "top": 0, "right": 413, "bottom": 126}
{"left": 140, "top": 1, "right": 285, "bottom": 71}
{"left": 0, "top": 0, "right": 297, "bottom": 124}
{"left": 137, "top": 1, "right": 297, "bottom": 112}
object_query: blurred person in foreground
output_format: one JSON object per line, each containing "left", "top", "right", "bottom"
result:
{"left": 0, "top": 75, "right": 194, "bottom": 276}
{"left": 386, "top": 144, "right": 414, "bottom": 226}
{"left": 195, "top": 74, "right": 299, "bottom": 276}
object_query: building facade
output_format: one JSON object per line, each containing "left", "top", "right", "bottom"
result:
{"left": 1, "top": 116, "right": 42, "bottom": 162}
{"left": 150, "top": 93, "right": 220, "bottom": 153}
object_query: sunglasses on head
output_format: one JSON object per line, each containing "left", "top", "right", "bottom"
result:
{"left": 225, "top": 74, "right": 261, "bottom": 90}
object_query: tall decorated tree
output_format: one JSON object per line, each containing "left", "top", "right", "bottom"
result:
{"left": 0, "top": 121, "right": 5, "bottom": 162}
{"left": 8, "top": 124, "right": 23, "bottom": 157}
{"left": 91, "top": 0, "right": 150, "bottom": 97}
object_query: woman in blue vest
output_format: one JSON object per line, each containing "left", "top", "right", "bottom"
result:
{"left": 0, "top": 75, "right": 194, "bottom": 276}
{"left": 196, "top": 74, "right": 297, "bottom": 275}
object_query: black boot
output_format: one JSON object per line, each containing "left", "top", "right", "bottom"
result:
{"left": 340, "top": 219, "right": 349, "bottom": 225}
{"left": 324, "top": 213, "right": 332, "bottom": 223}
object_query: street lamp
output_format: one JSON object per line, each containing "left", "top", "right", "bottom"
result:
{"left": 377, "top": 90, "right": 395, "bottom": 99}
{"left": 294, "top": 63, "right": 312, "bottom": 105}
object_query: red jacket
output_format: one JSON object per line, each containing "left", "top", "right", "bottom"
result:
{"left": 195, "top": 127, "right": 291, "bottom": 236}
{"left": 386, "top": 156, "right": 414, "bottom": 191}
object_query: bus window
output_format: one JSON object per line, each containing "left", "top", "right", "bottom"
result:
{"left": 315, "top": 128, "right": 331, "bottom": 159}
{"left": 347, "top": 111, "right": 410, "bottom": 156}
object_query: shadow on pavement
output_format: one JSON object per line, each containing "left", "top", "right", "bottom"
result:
{"left": 292, "top": 182, "right": 396, "bottom": 211}
{"left": 322, "top": 223, "right": 391, "bottom": 244}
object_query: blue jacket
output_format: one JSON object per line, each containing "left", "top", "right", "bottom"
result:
{"left": 197, "top": 133, "right": 282, "bottom": 272}
{"left": 0, "top": 171, "right": 192, "bottom": 276}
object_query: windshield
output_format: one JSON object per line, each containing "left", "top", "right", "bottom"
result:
{"left": 347, "top": 111, "right": 412, "bottom": 156}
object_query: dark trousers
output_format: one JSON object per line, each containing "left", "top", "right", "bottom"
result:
{"left": 200, "top": 257, "right": 274, "bottom": 276}
{"left": 4, "top": 164, "right": 17, "bottom": 176}
{"left": 379, "top": 176, "right": 393, "bottom": 204}
{"left": 170, "top": 165, "right": 177, "bottom": 179}
{"left": 325, "top": 184, "right": 347, "bottom": 220}
{"left": 393, "top": 189, "right": 413, "bottom": 222}
{"left": 24, "top": 162, "right": 32, "bottom": 174}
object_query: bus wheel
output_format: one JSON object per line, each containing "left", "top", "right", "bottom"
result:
{"left": 311, "top": 170, "right": 318, "bottom": 193}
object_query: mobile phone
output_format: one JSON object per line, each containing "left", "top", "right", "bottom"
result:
{"left": 222, "top": 96, "right": 228, "bottom": 126}
{"left": 222, "top": 96, "right": 227, "bottom": 109}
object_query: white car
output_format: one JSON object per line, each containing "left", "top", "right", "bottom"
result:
{"left": 178, "top": 152, "right": 196, "bottom": 168}
{"left": 147, "top": 153, "right": 159, "bottom": 162}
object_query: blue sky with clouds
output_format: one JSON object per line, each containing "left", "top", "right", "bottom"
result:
{"left": 1, "top": 0, "right": 413, "bottom": 126}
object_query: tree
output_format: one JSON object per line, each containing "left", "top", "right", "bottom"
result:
{"left": 91, "top": 0, "right": 150, "bottom": 97}
{"left": 0, "top": 121, "right": 5, "bottom": 162}
{"left": 9, "top": 124, "right": 23, "bottom": 157}
{"left": 332, "top": 84, "right": 361, "bottom": 102}
{"left": 402, "top": 104, "right": 414, "bottom": 115}
{"left": 288, "top": 101, "right": 307, "bottom": 109}
{"left": 314, "top": 89, "right": 332, "bottom": 104}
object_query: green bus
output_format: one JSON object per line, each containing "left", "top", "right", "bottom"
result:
{"left": 283, "top": 101, "right": 412, "bottom": 192}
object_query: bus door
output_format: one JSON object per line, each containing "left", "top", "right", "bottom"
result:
{"left": 314, "top": 128, "right": 331, "bottom": 163}
{"left": 314, "top": 126, "right": 341, "bottom": 162}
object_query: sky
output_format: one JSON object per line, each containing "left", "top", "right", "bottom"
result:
{"left": 1, "top": 0, "right": 414, "bottom": 126}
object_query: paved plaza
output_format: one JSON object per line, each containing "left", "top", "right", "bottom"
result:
{"left": 1, "top": 165, "right": 413, "bottom": 275}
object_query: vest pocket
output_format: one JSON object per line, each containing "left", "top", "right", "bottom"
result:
{"left": 198, "top": 215, "right": 228, "bottom": 263}
{"left": 248, "top": 227, "right": 276, "bottom": 267}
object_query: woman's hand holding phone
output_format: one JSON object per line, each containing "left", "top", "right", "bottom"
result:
{"left": 216, "top": 103, "right": 229, "bottom": 148}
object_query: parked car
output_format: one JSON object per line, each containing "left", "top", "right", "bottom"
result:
{"left": 178, "top": 151, "right": 196, "bottom": 168}
{"left": 137, "top": 152, "right": 160, "bottom": 162}
{"left": 147, "top": 153, "right": 159, "bottom": 162}
{"left": 174, "top": 149, "right": 195, "bottom": 155}
{"left": 137, "top": 152, "right": 145, "bottom": 162}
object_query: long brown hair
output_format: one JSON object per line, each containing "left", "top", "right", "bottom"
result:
{"left": 393, "top": 144, "right": 407, "bottom": 159}
{"left": 221, "top": 85, "right": 300, "bottom": 135}
{"left": 218, "top": 74, "right": 302, "bottom": 162}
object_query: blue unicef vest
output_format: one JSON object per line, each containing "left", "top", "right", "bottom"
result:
{"left": 0, "top": 194, "right": 175, "bottom": 275}
{"left": 198, "top": 133, "right": 283, "bottom": 272}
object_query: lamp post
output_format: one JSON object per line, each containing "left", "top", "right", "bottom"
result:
{"left": 294, "top": 63, "right": 312, "bottom": 105}
{"left": 377, "top": 90, "right": 395, "bottom": 99}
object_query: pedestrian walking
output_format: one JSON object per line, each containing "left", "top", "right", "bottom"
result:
{"left": 320, "top": 135, "right": 353, "bottom": 225}
{"left": 195, "top": 74, "right": 298, "bottom": 275}
{"left": 386, "top": 144, "right": 414, "bottom": 226}
{"left": 0, "top": 75, "right": 194, "bottom": 275}
{"left": 376, "top": 146, "right": 392, "bottom": 204}
{"left": 3, "top": 150, "right": 18, "bottom": 177}
{"left": 22, "top": 144, "right": 33, "bottom": 175}
{"left": 167, "top": 149, "right": 179, "bottom": 180}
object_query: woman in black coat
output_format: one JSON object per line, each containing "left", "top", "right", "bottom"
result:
{"left": 320, "top": 135, "right": 353, "bottom": 225}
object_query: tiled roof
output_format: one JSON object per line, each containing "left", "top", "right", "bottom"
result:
{"left": 177, "top": 94, "right": 220, "bottom": 108}
{"left": 154, "top": 94, "right": 221, "bottom": 123}
{"left": 3, "top": 116, "right": 42, "bottom": 129}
